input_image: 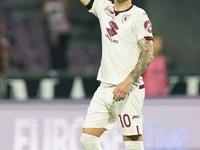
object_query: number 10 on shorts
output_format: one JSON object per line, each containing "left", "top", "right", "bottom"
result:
{"left": 118, "top": 114, "right": 131, "bottom": 128}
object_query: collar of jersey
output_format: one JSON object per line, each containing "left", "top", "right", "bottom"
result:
{"left": 114, "top": 4, "right": 134, "bottom": 16}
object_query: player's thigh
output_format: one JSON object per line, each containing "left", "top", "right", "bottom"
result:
{"left": 83, "top": 128, "right": 106, "bottom": 137}
{"left": 83, "top": 85, "right": 116, "bottom": 134}
{"left": 113, "top": 88, "right": 145, "bottom": 136}
{"left": 83, "top": 110, "right": 115, "bottom": 133}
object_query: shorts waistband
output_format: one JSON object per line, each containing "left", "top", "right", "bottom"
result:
{"left": 101, "top": 82, "right": 145, "bottom": 89}
{"left": 100, "top": 82, "right": 115, "bottom": 88}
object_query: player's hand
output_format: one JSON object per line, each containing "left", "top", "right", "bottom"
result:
{"left": 113, "top": 76, "right": 133, "bottom": 101}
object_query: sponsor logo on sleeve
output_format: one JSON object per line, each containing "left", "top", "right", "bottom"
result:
{"left": 144, "top": 20, "right": 152, "bottom": 33}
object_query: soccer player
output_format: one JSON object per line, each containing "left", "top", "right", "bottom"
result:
{"left": 79, "top": 0, "right": 154, "bottom": 149}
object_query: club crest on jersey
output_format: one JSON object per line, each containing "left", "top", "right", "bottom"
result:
{"left": 121, "top": 14, "right": 131, "bottom": 23}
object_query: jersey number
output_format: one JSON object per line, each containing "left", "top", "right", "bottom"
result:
{"left": 106, "top": 21, "right": 119, "bottom": 37}
{"left": 118, "top": 114, "right": 131, "bottom": 128}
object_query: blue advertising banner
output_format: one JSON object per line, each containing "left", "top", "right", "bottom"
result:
{"left": 0, "top": 97, "right": 199, "bottom": 150}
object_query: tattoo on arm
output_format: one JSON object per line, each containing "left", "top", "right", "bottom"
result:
{"left": 129, "top": 38, "right": 154, "bottom": 82}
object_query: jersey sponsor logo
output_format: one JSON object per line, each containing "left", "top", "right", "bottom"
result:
{"left": 106, "top": 21, "right": 119, "bottom": 37}
{"left": 121, "top": 14, "right": 131, "bottom": 23}
{"left": 105, "top": 21, "right": 119, "bottom": 43}
{"left": 105, "top": 34, "right": 118, "bottom": 43}
{"left": 144, "top": 20, "right": 152, "bottom": 33}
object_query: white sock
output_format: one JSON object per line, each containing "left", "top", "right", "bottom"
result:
{"left": 125, "top": 141, "right": 144, "bottom": 150}
{"left": 80, "top": 133, "right": 103, "bottom": 150}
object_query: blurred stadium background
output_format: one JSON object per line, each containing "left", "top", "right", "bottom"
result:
{"left": 0, "top": 0, "right": 200, "bottom": 149}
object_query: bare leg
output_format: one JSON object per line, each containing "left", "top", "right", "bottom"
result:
{"left": 83, "top": 128, "right": 106, "bottom": 137}
{"left": 123, "top": 134, "right": 143, "bottom": 141}
{"left": 123, "top": 135, "right": 144, "bottom": 150}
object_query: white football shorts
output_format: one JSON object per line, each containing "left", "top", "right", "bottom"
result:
{"left": 83, "top": 82, "right": 145, "bottom": 136}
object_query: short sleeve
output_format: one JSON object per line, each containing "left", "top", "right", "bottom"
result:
{"left": 136, "top": 12, "right": 153, "bottom": 41}
{"left": 89, "top": 0, "right": 110, "bottom": 17}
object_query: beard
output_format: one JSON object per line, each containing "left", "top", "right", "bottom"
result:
{"left": 116, "top": 0, "right": 129, "bottom": 3}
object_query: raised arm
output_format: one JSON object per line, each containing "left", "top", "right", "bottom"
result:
{"left": 113, "top": 38, "right": 154, "bottom": 101}
{"left": 79, "top": 0, "right": 91, "bottom": 6}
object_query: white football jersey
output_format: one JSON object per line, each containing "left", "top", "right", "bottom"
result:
{"left": 89, "top": 0, "right": 153, "bottom": 86}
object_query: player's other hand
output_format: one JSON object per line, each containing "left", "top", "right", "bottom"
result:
{"left": 113, "top": 76, "right": 133, "bottom": 101}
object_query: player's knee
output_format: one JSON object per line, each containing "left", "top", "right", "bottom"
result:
{"left": 80, "top": 133, "right": 103, "bottom": 150}
{"left": 123, "top": 134, "right": 142, "bottom": 141}
{"left": 123, "top": 135, "right": 144, "bottom": 150}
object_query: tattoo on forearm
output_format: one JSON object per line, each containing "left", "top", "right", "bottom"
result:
{"left": 129, "top": 38, "right": 154, "bottom": 82}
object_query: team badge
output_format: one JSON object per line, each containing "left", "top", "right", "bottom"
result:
{"left": 121, "top": 14, "right": 131, "bottom": 23}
